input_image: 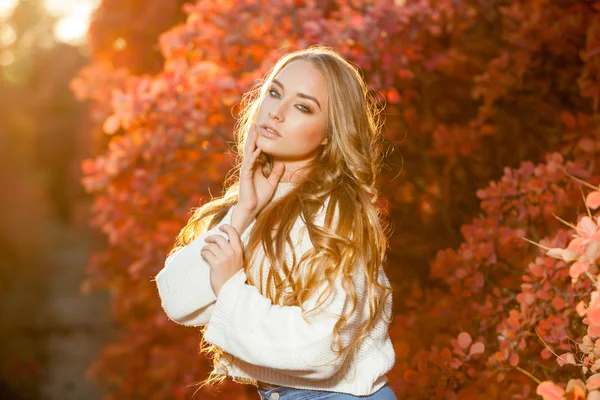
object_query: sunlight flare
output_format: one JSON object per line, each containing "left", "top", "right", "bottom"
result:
{"left": 0, "top": 0, "right": 17, "bottom": 19}
{"left": 43, "top": 0, "right": 100, "bottom": 45}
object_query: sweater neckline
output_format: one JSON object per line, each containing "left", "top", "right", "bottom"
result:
{"left": 272, "top": 181, "right": 297, "bottom": 201}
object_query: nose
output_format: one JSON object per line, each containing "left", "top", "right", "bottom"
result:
{"left": 268, "top": 103, "right": 285, "bottom": 122}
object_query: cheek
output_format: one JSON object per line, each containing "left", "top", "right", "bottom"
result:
{"left": 300, "top": 123, "right": 326, "bottom": 147}
{"left": 260, "top": 95, "right": 278, "bottom": 111}
{"left": 255, "top": 99, "right": 269, "bottom": 118}
{"left": 304, "top": 132, "right": 323, "bottom": 147}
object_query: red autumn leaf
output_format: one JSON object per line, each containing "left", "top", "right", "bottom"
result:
{"left": 560, "top": 112, "right": 577, "bottom": 130}
{"left": 556, "top": 352, "right": 576, "bottom": 367}
{"left": 577, "top": 112, "right": 590, "bottom": 127}
{"left": 578, "top": 136, "right": 597, "bottom": 152}
{"left": 457, "top": 332, "right": 472, "bottom": 350}
{"left": 541, "top": 348, "right": 553, "bottom": 360}
{"left": 551, "top": 296, "right": 566, "bottom": 310}
{"left": 403, "top": 369, "right": 418, "bottom": 382}
{"left": 387, "top": 88, "right": 401, "bottom": 104}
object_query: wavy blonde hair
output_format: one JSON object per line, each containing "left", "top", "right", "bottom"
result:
{"left": 168, "top": 45, "right": 393, "bottom": 390}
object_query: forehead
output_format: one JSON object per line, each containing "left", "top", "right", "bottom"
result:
{"left": 273, "top": 59, "right": 327, "bottom": 104}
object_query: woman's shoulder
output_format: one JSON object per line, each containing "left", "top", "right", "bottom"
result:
{"left": 293, "top": 196, "right": 339, "bottom": 238}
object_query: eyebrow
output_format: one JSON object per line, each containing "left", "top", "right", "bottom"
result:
{"left": 272, "top": 78, "right": 322, "bottom": 111}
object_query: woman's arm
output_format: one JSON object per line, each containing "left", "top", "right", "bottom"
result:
{"left": 155, "top": 206, "right": 251, "bottom": 326}
{"left": 203, "top": 254, "right": 382, "bottom": 380}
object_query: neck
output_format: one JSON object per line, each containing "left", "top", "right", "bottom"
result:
{"left": 274, "top": 161, "right": 310, "bottom": 184}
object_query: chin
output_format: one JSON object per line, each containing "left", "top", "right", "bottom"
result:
{"left": 256, "top": 138, "right": 277, "bottom": 151}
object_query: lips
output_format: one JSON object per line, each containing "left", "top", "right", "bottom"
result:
{"left": 259, "top": 124, "right": 281, "bottom": 137}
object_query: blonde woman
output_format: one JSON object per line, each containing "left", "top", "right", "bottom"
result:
{"left": 155, "top": 46, "right": 397, "bottom": 400}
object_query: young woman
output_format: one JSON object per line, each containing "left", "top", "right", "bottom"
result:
{"left": 155, "top": 46, "right": 397, "bottom": 400}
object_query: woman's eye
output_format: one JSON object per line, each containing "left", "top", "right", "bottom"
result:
{"left": 269, "top": 89, "right": 310, "bottom": 113}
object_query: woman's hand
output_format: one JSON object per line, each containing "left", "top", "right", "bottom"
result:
{"left": 237, "top": 123, "right": 285, "bottom": 218}
{"left": 201, "top": 225, "right": 244, "bottom": 297}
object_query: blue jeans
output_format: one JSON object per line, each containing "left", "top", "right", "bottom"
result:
{"left": 257, "top": 383, "right": 397, "bottom": 399}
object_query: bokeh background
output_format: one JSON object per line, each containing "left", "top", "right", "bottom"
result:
{"left": 2, "top": 0, "right": 600, "bottom": 399}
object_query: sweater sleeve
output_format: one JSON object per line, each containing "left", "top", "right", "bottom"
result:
{"left": 203, "top": 243, "right": 368, "bottom": 380}
{"left": 155, "top": 207, "right": 252, "bottom": 326}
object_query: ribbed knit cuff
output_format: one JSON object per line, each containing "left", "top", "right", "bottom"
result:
{"left": 204, "top": 269, "right": 247, "bottom": 346}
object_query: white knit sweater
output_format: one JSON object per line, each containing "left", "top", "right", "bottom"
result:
{"left": 155, "top": 182, "right": 396, "bottom": 396}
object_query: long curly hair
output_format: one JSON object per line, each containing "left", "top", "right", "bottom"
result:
{"left": 168, "top": 45, "right": 393, "bottom": 389}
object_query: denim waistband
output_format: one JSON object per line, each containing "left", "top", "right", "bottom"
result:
{"left": 256, "top": 383, "right": 397, "bottom": 400}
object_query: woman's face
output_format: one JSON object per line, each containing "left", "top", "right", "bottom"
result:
{"left": 255, "top": 59, "right": 328, "bottom": 167}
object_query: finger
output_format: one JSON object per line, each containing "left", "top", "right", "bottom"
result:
{"left": 268, "top": 163, "right": 286, "bottom": 186}
{"left": 219, "top": 225, "right": 243, "bottom": 254}
{"left": 243, "top": 146, "right": 260, "bottom": 168}
{"left": 244, "top": 124, "right": 257, "bottom": 157}
{"left": 241, "top": 147, "right": 261, "bottom": 180}
{"left": 248, "top": 147, "right": 261, "bottom": 167}
{"left": 201, "top": 243, "right": 220, "bottom": 257}
{"left": 200, "top": 250, "right": 217, "bottom": 266}
{"left": 205, "top": 234, "right": 230, "bottom": 249}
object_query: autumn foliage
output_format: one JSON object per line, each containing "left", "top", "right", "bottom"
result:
{"left": 72, "top": 0, "right": 600, "bottom": 398}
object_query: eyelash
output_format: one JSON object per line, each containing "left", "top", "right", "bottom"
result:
{"left": 268, "top": 89, "right": 311, "bottom": 113}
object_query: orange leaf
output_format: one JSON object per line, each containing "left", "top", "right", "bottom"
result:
{"left": 587, "top": 191, "right": 600, "bottom": 210}
{"left": 103, "top": 114, "right": 121, "bottom": 135}
{"left": 469, "top": 342, "right": 485, "bottom": 356}
{"left": 567, "top": 237, "right": 586, "bottom": 253}
{"left": 587, "top": 373, "right": 600, "bottom": 390}
{"left": 536, "top": 381, "right": 565, "bottom": 400}
{"left": 567, "top": 381, "right": 586, "bottom": 400}
{"left": 570, "top": 261, "right": 591, "bottom": 283}
{"left": 577, "top": 301, "right": 588, "bottom": 317}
